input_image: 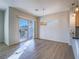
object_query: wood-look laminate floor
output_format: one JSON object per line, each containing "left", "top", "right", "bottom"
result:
{"left": 0, "top": 39, "right": 74, "bottom": 59}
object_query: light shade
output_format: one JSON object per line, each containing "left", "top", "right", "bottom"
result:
{"left": 40, "top": 21, "right": 47, "bottom": 25}
{"left": 75, "top": 7, "right": 79, "bottom": 12}
{"left": 40, "top": 8, "right": 47, "bottom": 26}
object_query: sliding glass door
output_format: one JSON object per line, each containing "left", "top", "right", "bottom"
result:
{"left": 19, "top": 18, "right": 35, "bottom": 42}
{"left": 28, "top": 20, "right": 34, "bottom": 40}
{"left": 19, "top": 18, "right": 29, "bottom": 42}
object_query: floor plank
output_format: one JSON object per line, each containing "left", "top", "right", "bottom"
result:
{"left": 0, "top": 39, "right": 74, "bottom": 59}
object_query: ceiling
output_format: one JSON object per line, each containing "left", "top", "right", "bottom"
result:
{"left": 0, "top": 0, "right": 79, "bottom": 16}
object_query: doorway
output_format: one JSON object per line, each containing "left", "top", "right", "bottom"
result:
{"left": 19, "top": 18, "right": 34, "bottom": 42}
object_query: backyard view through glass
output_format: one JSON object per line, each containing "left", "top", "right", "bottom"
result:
{"left": 19, "top": 19, "right": 28, "bottom": 42}
{"left": 19, "top": 18, "right": 34, "bottom": 42}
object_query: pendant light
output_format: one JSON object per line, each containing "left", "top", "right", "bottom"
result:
{"left": 40, "top": 8, "right": 47, "bottom": 25}
{"left": 72, "top": 0, "right": 79, "bottom": 16}
{"left": 75, "top": 0, "right": 79, "bottom": 12}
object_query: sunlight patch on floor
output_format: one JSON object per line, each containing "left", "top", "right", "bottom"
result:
{"left": 7, "top": 39, "right": 35, "bottom": 59}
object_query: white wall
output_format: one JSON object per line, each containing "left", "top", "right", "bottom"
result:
{"left": 0, "top": 11, "right": 4, "bottom": 42}
{"left": 40, "top": 11, "right": 70, "bottom": 44}
{"left": 4, "top": 8, "right": 9, "bottom": 45}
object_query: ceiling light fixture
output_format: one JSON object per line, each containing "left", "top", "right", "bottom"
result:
{"left": 71, "top": 0, "right": 79, "bottom": 15}
{"left": 75, "top": 5, "right": 79, "bottom": 12}
{"left": 35, "top": 9, "right": 39, "bottom": 11}
{"left": 40, "top": 8, "right": 47, "bottom": 25}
